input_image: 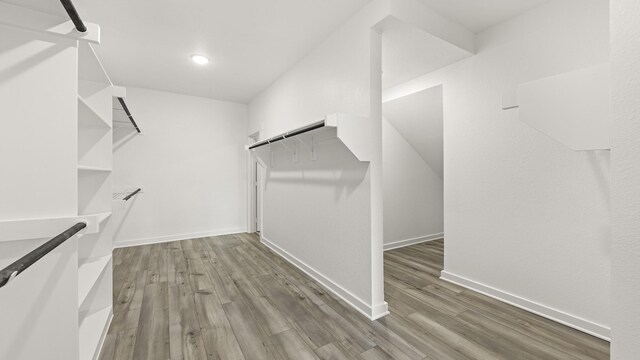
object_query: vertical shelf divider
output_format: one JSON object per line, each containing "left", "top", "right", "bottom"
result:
{"left": 76, "top": 40, "right": 114, "bottom": 360}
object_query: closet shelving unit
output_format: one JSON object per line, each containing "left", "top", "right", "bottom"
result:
{"left": 112, "top": 89, "right": 143, "bottom": 150}
{"left": 113, "top": 96, "right": 141, "bottom": 133}
{"left": 0, "top": 1, "right": 115, "bottom": 358}
{"left": 76, "top": 40, "right": 114, "bottom": 360}
{"left": 247, "top": 113, "right": 371, "bottom": 163}
{"left": 111, "top": 86, "right": 143, "bottom": 210}
{"left": 112, "top": 187, "right": 143, "bottom": 210}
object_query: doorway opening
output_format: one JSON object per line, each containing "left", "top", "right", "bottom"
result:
{"left": 379, "top": 18, "right": 451, "bottom": 313}
{"left": 382, "top": 85, "right": 444, "bottom": 252}
{"left": 247, "top": 132, "right": 264, "bottom": 235}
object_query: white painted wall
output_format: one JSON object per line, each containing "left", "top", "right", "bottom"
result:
{"left": 383, "top": 86, "right": 444, "bottom": 177}
{"left": 385, "top": 0, "right": 611, "bottom": 338}
{"left": 0, "top": 23, "right": 80, "bottom": 360}
{"left": 248, "top": 0, "right": 390, "bottom": 319}
{"left": 260, "top": 139, "right": 376, "bottom": 316}
{"left": 112, "top": 87, "right": 248, "bottom": 246}
{"left": 382, "top": 117, "right": 443, "bottom": 247}
{"left": 610, "top": 0, "right": 640, "bottom": 357}
{"left": 516, "top": 64, "right": 611, "bottom": 151}
{"left": 248, "top": 0, "right": 389, "bottom": 138}
{"left": 381, "top": 19, "right": 470, "bottom": 89}
{"left": 0, "top": 25, "right": 78, "bottom": 220}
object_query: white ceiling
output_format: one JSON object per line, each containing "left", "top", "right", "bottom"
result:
{"left": 417, "top": 0, "right": 551, "bottom": 33}
{"left": 382, "top": 19, "right": 470, "bottom": 89}
{"left": 383, "top": 85, "right": 443, "bottom": 178}
{"left": 6, "top": 0, "right": 371, "bottom": 103}
{"left": 7, "top": 0, "right": 552, "bottom": 102}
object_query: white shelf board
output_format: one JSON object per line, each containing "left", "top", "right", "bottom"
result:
{"left": 517, "top": 64, "right": 611, "bottom": 151}
{"left": 78, "top": 255, "right": 111, "bottom": 307}
{"left": 0, "top": 3, "right": 101, "bottom": 43}
{"left": 78, "top": 165, "right": 113, "bottom": 173}
{"left": 96, "top": 212, "right": 112, "bottom": 225}
{"left": 79, "top": 306, "right": 112, "bottom": 360}
{"left": 78, "top": 95, "right": 111, "bottom": 129}
{"left": 112, "top": 187, "right": 143, "bottom": 201}
{"left": 112, "top": 97, "right": 141, "bottom": 135}
{"left": 248, "top": 113, "right": 370, "bottom": 162}
{"left": 0, "top": 215, "right": 102, "bottom": 242}
{"left": 77, "top": 212, "right": 112, "bottom": 236}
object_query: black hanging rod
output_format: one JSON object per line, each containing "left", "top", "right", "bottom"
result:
{"left": 117, "top": 97, "right": 141, "bottom": 133}
{"left": 248, "top": 120, "right": 326, "bottom": 150}
{"left": 123, "top": 188, "right": 141, "bottom": 201}
{"left": 59, "top": 0, "right": 87, "bottom": 32}
{"left": 0, "top": 222, "right": 87, "bottom": 289}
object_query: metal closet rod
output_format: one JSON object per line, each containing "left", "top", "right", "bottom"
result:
{"left": 123, "top": 188, "right": 142, "bottom": 201}
{"left": 117, "top": 97, "right": 141, "bottom": 133}
{"left": 0, "top": 222, "right": 87, "bottom": 288}
{"left": 59, "top": 0, "right": 87, "bottom": 32}
{"left": 248, "top": 120, "right": 326, "bottom": 150}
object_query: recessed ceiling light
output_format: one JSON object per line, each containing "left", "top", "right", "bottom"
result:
{"left": 190, "top": 54, "right": 210, "bottom": 65}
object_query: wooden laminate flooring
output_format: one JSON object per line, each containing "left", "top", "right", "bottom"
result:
{"left": 99, "top": 234, "right": 609, "bottom": 360}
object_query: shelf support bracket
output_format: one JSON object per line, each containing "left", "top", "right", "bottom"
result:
{"left": 310, "top": 136, "right": 317, "bottom": 161}
{"left": 279, "top": 140, "right": 298, "bottom": 162}
{"left": 293, "top": 136, "right": 316, "bottom": 161}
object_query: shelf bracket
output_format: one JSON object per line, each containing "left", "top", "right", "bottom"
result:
{"left": 279, "top": 140, "right": 298, "bottom": 163}
{"left": 310, "top": 136, "right": 317, "bottom": 161}
{"left": 293, "top": 136, "right": 316, "bottom": 161}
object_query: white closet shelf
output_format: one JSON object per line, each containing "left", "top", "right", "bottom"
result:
{"left": 247, "top": 113, "right": 370, "bottom": 162}
{"left": 78, "top": 95, "right": 111, "bottom": 129}
{"left": 95, "top": 212, "right": 112, "bottom": 224}
{"left": 78, "top": 255, "right": 111, "bottom": 307}
{"left": 76, "top": 212, "right": 112, "bottom": 233}
{"left": 112, "top": 96, "right": 142, "bottom": 133}
{"left": 0, "top": 215, "right": 101, "bottom": 242}
{"left": 79, "top": 306, "right": 112, "bottom": 360}
{"left": 112, "top": 187, "right": 143, "bottom": 210}
{"left": 112, "top": 187, "right": 143, "bottom": 201}
{"left": 78, "top": 165, "right": 113, "bottom": 173}
{"left": 501, "top": 64, "right": 610, "bottom": 151}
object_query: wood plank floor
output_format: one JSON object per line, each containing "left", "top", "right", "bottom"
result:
{"left": 99, "top": 233, "right": 609, "bottom": 360}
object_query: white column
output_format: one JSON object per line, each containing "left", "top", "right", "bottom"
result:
{"left": 369, "top": 28, "right": 388, "bottom": 318}
{"left": 611, "top": 0, "right": 640, "bottom": 358}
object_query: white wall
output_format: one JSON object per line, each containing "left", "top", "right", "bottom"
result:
{"left": 248, "top": 0, "right": 390, "bottom": 319}
{"left": 248, "top": 0, "right": 389, "bottom": 138}
{"left": 385, "top": 0, "right": 611, "bottom": 338}
{"left": 383, "top": 85, "right": 444, "bottom": 177}
{"left": 382, "top": 117, "right": 443, "bottom": 247}
{"left": 113, "top": 87, "right": 248, "bottom": 246}
{"left": 260, "top": 138, "right": 376, "bottom": 316}
{"left": 0, "top": 25, "right": 78, "bottom": 220}
{"left": 0, "top": 24, "right": 80, "bottom": 360}
{"left": 611, "top": 0, "right": 640, "bottom": 357}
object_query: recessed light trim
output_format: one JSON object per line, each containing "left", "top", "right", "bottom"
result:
{"left": 191, "top": 54, "right": 210, "bottom": 65}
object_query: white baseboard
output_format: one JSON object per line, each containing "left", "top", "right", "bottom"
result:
{"left": 440, "top": 271, "right": 610, "bottom": 341}
{"left": 383, "top": 232, "right": 444, "bottom": 251}
{"left": 114, "top": 228, "right": 246, "bottom": 248}
{"left": 261, "top": 236, "right": 389, "bottom": 321}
